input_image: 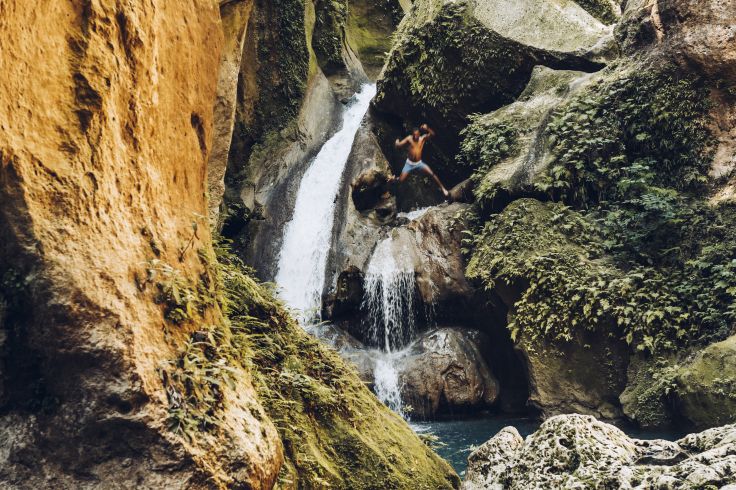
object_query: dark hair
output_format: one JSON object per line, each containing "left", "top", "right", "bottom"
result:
{"left": 412, "top": 127, "right": 420, "bottom": 133}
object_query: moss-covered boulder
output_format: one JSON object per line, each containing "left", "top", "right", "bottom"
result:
{"left": 372, "top": 0, "right": 610, "bottom": 184}
{"left": 673, "top": 335, "right": 736, "bottom": 429}
{"left": 457, "top": 66, "right": 594, "bottom": 213}
{"left": 216, "top": 246, "right": 461, "bottom": 489}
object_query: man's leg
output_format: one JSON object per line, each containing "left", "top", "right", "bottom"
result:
{"left": 422, "top": 165, "right": 449, "bottom": 197}
{"left": 399, "top": 171, "right": 410, "bottom": 183}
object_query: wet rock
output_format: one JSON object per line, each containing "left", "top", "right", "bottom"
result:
{"left": 373, "top": 0, "right": 611, "bottom": 183}
{"left": 515, "top": 325, "right": 629, "bottom": 420}
{"left": 351, "top": 168, "right": 391, "bottom": 211}
{"left": 322, "top": 266, "right": 365, "bottom": 320}
{"left": 397, "top": 328, "right": 499, "bottom": 419}
{"left": 325, "top": 117, "right": 391, "bottom": 302}
{"left": 463, "top": 414, "right": 736, "bottom": 489}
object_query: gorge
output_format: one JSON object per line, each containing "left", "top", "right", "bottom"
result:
{"left": 1, "top": 0, "right": 736, "bottom": 489}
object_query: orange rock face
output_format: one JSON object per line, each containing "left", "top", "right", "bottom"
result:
{"left": 0, "top": 1, "right": 281, "bottom": 487}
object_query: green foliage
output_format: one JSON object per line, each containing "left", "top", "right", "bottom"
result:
{"left": 145, "top": 259, "right": 217, "bottom": 324}
{"left": 461, "top": 65, "right": 734, "bottom": 354}
{"left": 537, "top": 68, "right": 713, "bottom": 206}
{"left": 459, "top": 116, "right": 519, "bottom": 170}
{"left": 378, "top": 1, "right": 526, "bottom": 120}
{"left": 458, "top": 116, "right": 519, "bottom": 210}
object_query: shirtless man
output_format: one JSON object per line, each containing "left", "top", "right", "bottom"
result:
{"left": 392, "top": 123, "right": 449, "bottom": 197}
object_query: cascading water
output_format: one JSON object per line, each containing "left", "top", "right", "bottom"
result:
{"left": 360, "top": 233, "right": 420, "bottom": 418}
{"left": 275, "top": 84, "right": 376, "bottom": 322}
{"left": 362, "top": 235, "right": 417, "bottom": 351}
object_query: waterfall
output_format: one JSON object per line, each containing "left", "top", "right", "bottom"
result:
{"left": 373, "top": 352, "right": 406, "bottom": 418}
{"left": 275, "top": 84, "right": 376, "bottom": 322}
{"left": 362, "top": 235, "right": 417, "bottom": 352}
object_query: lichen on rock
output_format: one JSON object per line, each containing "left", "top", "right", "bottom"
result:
{"left": 463, "top": 414, "right": 736, "bottom": 489}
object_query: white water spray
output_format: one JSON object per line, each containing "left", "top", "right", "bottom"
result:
{"left": 275, "top": 84, "right": 376, "bottom": 322}
{"left": 362, "top": 235, "right": 417, "bottom": 352}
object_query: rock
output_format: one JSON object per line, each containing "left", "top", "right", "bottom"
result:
{"left": 463, "top": 414, "right": 736, "bottom": 489}
{"left": 351, "top": 168, "right": 391, "bottom": 211}
{"left": 673, "top": 335, "right": 736, "bottom": 429}
{"left": 207, "top": 0, "right": 254, "bottom": 222}
{"left": 515, "top": 325, "right": 629, "bottom": 420}
{"left": 458, "top": 66, "right": 596, "bottom": 211}
{"left": 462, "top": 427, "right": 524, "bottom": 490}
{"left": 322, "top": 266, "right": 365, "bottom": 320}
{"left": 397, "top": 328, "right": 500, "bottom": 419}
{"left": 0, "top": 1, "right": 283, "bottom": 487}
{"left": 373, "top": 0, "right": 611, "bottom": 183}
{"left": 325, "top": 117, "right": 392, "bottom": 304}
{"left": 619, "top": 353, "right": 681, "bottom": 429}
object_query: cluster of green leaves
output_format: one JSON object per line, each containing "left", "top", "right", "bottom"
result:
{"left": 145, "top": 259, "right": 217, "bottom": 324}
{"left": 537, "top": 68, "right": 713, "bottom": 206}
{"left": 163, "top": 325, "right": 240, "bottom": 442}
{"left": 464, "top": 66, "right": 735, "bottom": 353}
{"left": 458, "top": 116, "right": 519, "bottom": 209}
{"left": 466, "top": 200, "right": 710, "bottom": 352}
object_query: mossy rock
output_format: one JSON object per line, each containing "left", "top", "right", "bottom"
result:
{"left": 214, "top": 244, "right": 461, "bottom": 489}
{"left": 372, "top": 0, "right": 609, "bottom": 185}
{"left": 457, "top": 66, "right": 594, "bottom": 214}
{"left": 673, "top": 335, "right": 736, "bottom": 429}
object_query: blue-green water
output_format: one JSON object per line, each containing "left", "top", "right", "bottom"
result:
{"left": 411, "top": 416, "right": 540, "bottom": 476}
{"left": 411, "top": 416, "right": 685, "bottom": 476}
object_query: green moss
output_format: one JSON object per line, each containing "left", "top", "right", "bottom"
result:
{"left": 161, "top": 240, "right": 460, "bottom": 488}
{"left": 313, "top": 0, "right": 349, "bottom": 74}
{"left": 466, "top": 198, "right": 736, "bottom": 354}
{"left": 573, "top": 0, "right": 618, "bottom": 25}
{"left": 537, "top": 66, "right": 714, "bottom": 205}
{"left": 378, "top": 2, "right": 526, "bottom": 120}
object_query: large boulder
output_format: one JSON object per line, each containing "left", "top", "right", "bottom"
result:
{"left": 372, "top": 0, "right": 611, "bottom": 184}
{"left": 458, "top": 66, "right": 596, "bottom": 212}
{"left": 397, "top": 328, "right": 499, "bottom": 419}
{"left": 0, "top": 1, "right": 283, "bottom": 487}
{"left": 463, "top": 414, "right": 736, "bottom": 489}
{"left": 515, "top": 327, "right": 629, "bottom": 420}
{"left": 673, "top": 335, "right": 736, "bottom": 429}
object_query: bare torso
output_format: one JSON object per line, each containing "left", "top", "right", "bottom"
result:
{"left": 406, "top": 135, "right": 428, "bottom": 162}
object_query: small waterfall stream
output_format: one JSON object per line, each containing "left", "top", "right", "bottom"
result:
{"left": 275, "top": 84, "right": 376, "bottom": 321}
{"left": 362, "top": 235, "right": 417, "bottom": 352}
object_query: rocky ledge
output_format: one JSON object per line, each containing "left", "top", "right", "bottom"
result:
{"left": 463, "top": 414, "right": 736, "bottom": 489}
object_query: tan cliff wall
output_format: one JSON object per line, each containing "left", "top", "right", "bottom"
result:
{"left": 0, "top": 1, "right": 282, "bottom": 487}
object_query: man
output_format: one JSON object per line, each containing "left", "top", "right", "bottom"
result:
{"left": 392, "top": 123, "right": 449, "bottom": 198}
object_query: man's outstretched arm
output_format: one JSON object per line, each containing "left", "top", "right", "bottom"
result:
{"left": 395, "top": 135, "right": 412, "bottom": 148}
{"left": 420, "top": 123, "right": 436, "bottom": 139}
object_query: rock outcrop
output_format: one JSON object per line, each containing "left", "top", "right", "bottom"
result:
{"left": 208, "top": 0, "right": 254, "bottom": 222}
{"left": 673, "top": 335, "right": 736, "bottom": 429}
{"left": 398, "top": 328, "right": 499, "bottom": 419}
{"left": 463, "top": 414, "right": 736, "bottom": 489}
{"left": 372, "top": 0, "right": 611, "bottom": 183}
{"left": 458, "top": 66, "right": 594, "bottom": 211}
{"left": 0, "top": 1, "right": 283, "bottom": 487}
